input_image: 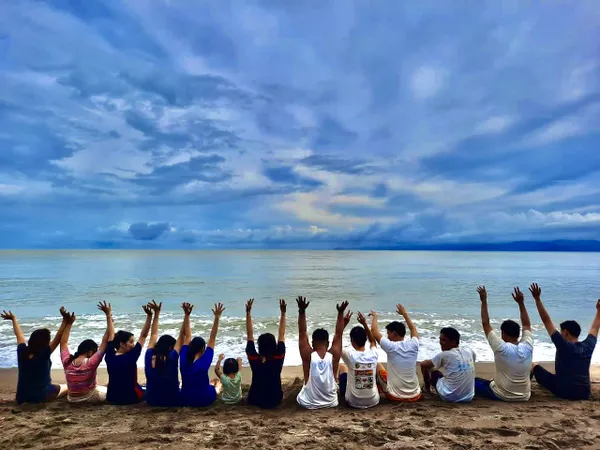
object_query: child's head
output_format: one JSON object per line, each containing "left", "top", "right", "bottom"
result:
{"left": 223, "top": 357, "right": 239, "bottom": 375}
{"left": 112, "top": 330, "right": 135, "bottom": 353}
{"left": 257, "top": 332, "right": 277, "bottom": 359}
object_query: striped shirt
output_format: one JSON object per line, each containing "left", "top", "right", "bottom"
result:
{"left": 61, "top": 347, "right": 104, "bottom": 400}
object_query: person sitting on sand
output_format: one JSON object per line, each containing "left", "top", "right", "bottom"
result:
{"left": 245, "top": 298, "right": 287, "bottom": 409}
{"left": 529, "top": 283, "right": 600, "bottom": 400}
{"left": 60, "top": 301, "right": 113, "bottom": 403}
{"left": 475, "top": 286, "right": 534, "bottom": 401}
{"left": 370, "top": 305, "right": 422, "bottom": 402}
{"left": 105, "top": 302, "right": 153, "bottom": 405}
{"left": 215, "top": 353, "right": 243, "bottom": 404}
{"left": 2, "top": 307, "right": 71, "bottom": 404}
{"left": 339, "top": 312, "right": 380, "bottom": 409}
{"left": 296, "top": 297, "right": 351, "bottom": 409}
{"left": 420, "top": 327, "right": 476, "bottom": 403}
{"left": 144, "top": 301, "right": 192, "bottom": 407}
{"left": 180, "top": 303, "right": 225, "bottom": 407}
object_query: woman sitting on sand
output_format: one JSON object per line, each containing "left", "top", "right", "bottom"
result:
{"left": 105, "top": 302, "right": 152, "bottom": 405}
{"left": 179, "top": 302, "right": 225, "bottom": 407}
{"left": 245, "top": 298, "right": 287, "bottom": 409}
{"left": 60, "top": 301, "right": 113, "bottom": 403}
{"left": 144, "top": 301, "right": 193, "bottom": 407}
{"left": 2, "top": 307, "right": 72, "bottom": 404}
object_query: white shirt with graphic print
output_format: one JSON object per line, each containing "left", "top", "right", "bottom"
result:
{"left": 341, "top": 347, "right": 380, "bottom": 409}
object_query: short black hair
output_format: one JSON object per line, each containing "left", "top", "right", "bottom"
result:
{"left": 223, "top": 358, "right": 239, "bottom": 375}
{"left": 312, "top": 328, "right": 329, "bottom": 343}
{"left": 385, "top": 321, "right": 406, "bottom": 337}
{"left": 440, "top": 327, "right": 460, "bottom": 344}
{"left": 350, "top": 326, "right": 367, "bottom": 347}
{"left": 560, "top": 320, "right": 581, "bottom": 338}
{"left": 501, "top": 320, "right": 521, "bottom": 339}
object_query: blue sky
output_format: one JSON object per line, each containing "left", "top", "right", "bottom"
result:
{"left": 1, "top": 1, "right": 599, "bottom": 249}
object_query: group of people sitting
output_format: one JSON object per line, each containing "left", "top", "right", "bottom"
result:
{"left": 2, "top": 282, "right": 598, "bottom": 409}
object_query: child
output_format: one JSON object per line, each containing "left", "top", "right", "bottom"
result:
{"left": 215, "top": 354, "right": 243, "bottom": 404}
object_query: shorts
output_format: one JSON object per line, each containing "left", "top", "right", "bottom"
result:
{"left": 68, "top": 386, "right": 107, "bottom": 404}
{"left": 376, "top": 369, "right": 422, "bottom": 402}
{"left": 474, "top": 378, "right": 501, "bottom": 400}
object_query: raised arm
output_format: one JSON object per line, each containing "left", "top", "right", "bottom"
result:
{"left": 2, "top": 311, "right": 26, "bottom": 345}
{"left": 357, "top": 312, "right": 377, "bottom": 348}
{"left": 207, "top": 303, "right": 225, "bottom": 349}
{"left": 477, "top": 286, "right": 493, "bottom": 335}
{"left": 176, "top": 302, "right": 193, "bottom": 351}
{"left": 147, "top": 300, "right": 162, "bottom": 349}
{"left": 60, "top": 317, "right": 74, "bottom": 353}
{"left": 589, "top": 299, "right": 600, "bottom": 338}
{"left": 370, "top": 310, "right": 383, "bottom": 344}
{"left": 278, "top": 299, "right": 287, "bottom": 342}
{"left": 215, "top": 353, "right": 224, "bottom": 378}
{"left": 529, "top": 283, "right": 557, "bottom": 336}
{"left": 182, "top": 303, "right": 194, "bottom": 346}
{"left": 296, "top": 296, "right": 312, "bottom": 363}
{"left": 97, "top": 301, "right": 114, "bottom": 353}
{"left": 245, "top": 299, "right": 254, "bottom": 342}
{"left": 137, "top": 303, "right": 153, "bottom": 347}
{"left": 330, "top": 301, "right": 350, "bottom": 359}
{"left": 512, "top": 287, "right": 531, "bottom": 332}
{"left": 50, "top": 307, "right": 74, "bottom": 353}
{"left": 397, "top": 304, "right": 418, "bottom": 339}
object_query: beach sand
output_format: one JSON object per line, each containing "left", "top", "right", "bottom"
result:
{"left": 0, "top": 363, "right": 599, "bottom": 450}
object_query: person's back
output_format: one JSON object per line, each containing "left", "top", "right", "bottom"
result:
{"left": 105, "top": 342, "right": 143, "bottom": 405}
{"left": 433, "top": 346, "right": 476, "bottom": 403}
{"left": 552, "top": 331, "right": 595, "bottom": 399}
{"left": 297, "top": 351, "right": 338, "bottom": 409}
{"left": 180, "top": 345, "right": 216, "bottom": 407}
{"left": 488, "top": 330, "right": 533, "bottom": 401}
{"left": 380, "top": 337, "right": 420, "bottom": 400}
{"left": 247, "top": 340, "right": 286, "bottom": 408}
{"left": 62, "top": 349, "right": 104, "bottom": 402}
{"left": 17, "top": 344, "right": 52, "bottom": 404}
{"left": 145, "top": 348, "right": 181, "bottom": 406}
{"left": 218, "top": 356, "right": 242, "bottom": 405}
{"left": 342, "top": 346, "right": 380, "bottom": 408}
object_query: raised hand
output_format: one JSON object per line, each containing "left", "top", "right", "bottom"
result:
{"left": 181, "top": 302, "right": 194, "bottom": 315}
{"left": 596, "top": 299, "right": 600, "bottom": 313}
{"left": 512, "top": 287, "right": 525, "bottom": 303}
{"left": 477, "top": 286, "right": 487, "bottom": 302}
{"left": 1, "top": 310, "right": 15, "bottom": 321}
{"left": 212, "top": 303, "right": 225, "bottom": 317}
{"left": 279, "top": 299, "right": 287, "bottom": 314}
{"left": 97, "top": 301, "right": 112, "bottom": 316}
{"left": 60, "top": 307, "right": 76, "bottom": 324}
{"left": 368, "top": 310, "right": 378, "bottom": 320}
{"left": 148, "top": 299, "right": 162, "bottom": 314}
{"left": 396, "top": 304, "right": 407, "bottom": 316}
{"left": 245, "top": 298, "right": 254, "bottom": 314}
{"left": 336, "top": 301, "right": 349, "bottom": 314}
{"left": 343, "top": 310, "right": 353, "bottom": 327}
{"left": 296, "top": 296, "right": 310, "bottom": 314}
{"left": 357, "top": 312, "right": 368, "bottom": 327}
{"left": 218, "top": 353, "right": 225, "bottom": 361}
{"left": 529, "top": 283, "right": 542, "bottom": 300}
{"left": 142, "top": 304, "right": 152, "bottom": 316}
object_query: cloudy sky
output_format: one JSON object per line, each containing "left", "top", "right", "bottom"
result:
{"left": 1, "top": 1, "right": 599, "bottom": 249}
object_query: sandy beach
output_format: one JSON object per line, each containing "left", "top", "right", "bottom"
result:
{"left": 0, "top": 363, "right": 599, "bottom": 450}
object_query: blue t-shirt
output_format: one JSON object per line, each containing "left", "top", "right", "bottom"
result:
{"left": 145, "top": 348, "right": 181, "bottom": 407}
{"left": 16, "top": 343, "right": 53, "bottom": 404}
{"left": 105, "top": 342, "right": 143, "bottom": 405}
{"left": 179, "top": 345, "right": 216, "bottom": 407}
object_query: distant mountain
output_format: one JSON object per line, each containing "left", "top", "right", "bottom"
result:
{"left": 334, "top": 240, "right": 600, "bottom": 252}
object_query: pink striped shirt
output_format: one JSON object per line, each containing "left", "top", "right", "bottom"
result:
{"left": 61, "top": 347, "right": 104, "bottom": 398}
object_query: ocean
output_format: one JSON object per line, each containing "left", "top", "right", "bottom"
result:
{"left": 1, "top": 250, "right": 599, "bottom": 368}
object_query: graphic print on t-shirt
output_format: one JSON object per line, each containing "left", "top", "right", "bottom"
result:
{"left": 354, "top": 362, "right": 374, "bottom": 390}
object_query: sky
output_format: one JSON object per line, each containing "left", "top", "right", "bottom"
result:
{"left": 1, "top": 0, "right": 600, "bottom": 249}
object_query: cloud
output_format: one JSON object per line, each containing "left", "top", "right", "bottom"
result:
{"left": 410, "top": 66, "right": 446, "bottom": 100}
{"left": 128, "top": 222, "right": 171, "bottom": 241}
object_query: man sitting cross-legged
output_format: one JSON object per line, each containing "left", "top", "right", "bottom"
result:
{"left": 339, "top": 312, "right": 380, "bottom": 408}
{"left": 475, "top": 286, "right": 534, "bottom": 401}
{"left": 370, "top": 305, "right": 421, "bottom": 402}
{"left": 296, "top": 297, "right": 352, "bottom": 409}
{"left": 530, "top": 283, "right": 599, "bottom": 400}
{"left": 420, "top": 327, "right": 476, "bottom": 403}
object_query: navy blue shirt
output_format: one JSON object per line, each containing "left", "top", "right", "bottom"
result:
{"left": 145, "top": 348, "right": 181, "bottom": 407}
{"left": 180, "top": 345, "right": 216, "bottom": 407}
{"left": 552, "top": 331, "right": 597, "bottom": 399}
{"left": 105, "top": 342, "right": 143, "bottom": 405}
{"left": 16, "top": 343, "right": 53, "bottom": 404}
{"left": 246, "top": 341, "right": 285, "bottom": 409}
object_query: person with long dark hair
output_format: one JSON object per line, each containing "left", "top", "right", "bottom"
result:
{"left": 180, "top": 303, "right": 225, "bottom": 407}
{"left": 144, "top": 301, "right": 193, "bottom": 406}
{"left": 60, "top": 301, "right": 114, "bottom": 403}
{"left": 2, "top": 307, "right": 72, "bottom": 404}
{"left": 105, "top": 302, "right": 152, "bottom": 405}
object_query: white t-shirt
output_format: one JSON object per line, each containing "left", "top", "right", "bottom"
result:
{"left": 380, "top": 337, "right": 421, "bottom": 399}
{"left": 341, "top": 347, "right": 380, "bottom": 409}
{"left": 487, "top": 330, "right": 534, "bottom": 401}
{"left": 431, "top": 346, "right": 476, "bottom": 403}
{"left": 297, "top": 351, "right": 338, "bottom": 409}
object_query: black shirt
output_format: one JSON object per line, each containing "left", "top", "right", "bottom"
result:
{"left": 552, "top": 331, "right": 596, "bottom": 399}
{"left": 16, "top": 343, "right": 53, "bottom": 404}
{"left": 246, "top": 341, "right": 285, "bottom": 408}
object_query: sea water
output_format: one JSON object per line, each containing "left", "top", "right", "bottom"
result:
{"left": 1, "top": 250, "right": 599, "bottom": 367}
